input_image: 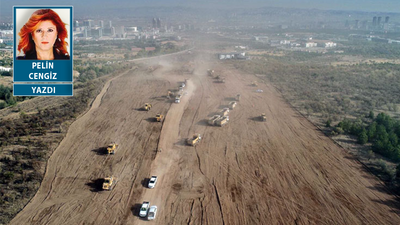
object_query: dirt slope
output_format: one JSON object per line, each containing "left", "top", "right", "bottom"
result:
{"left": 10, "top": 52, "right": 400, "bottom": 225}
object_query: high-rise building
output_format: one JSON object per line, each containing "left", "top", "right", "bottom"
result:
{"left": 372, "top": 16, "right": 377, "bottom": 26}
{"left": 84, "top": 20, "right": 93, "bottom": 28}
{"left": 109, "top": 21, "right": 112, "bottom": 28}
{"left": 74, "top": 20, "right": 79, "bottom": 28}
{"left": 152, "top": 18, "right": 157, "bottom": 29}
{"left": 99, "top": 20, "right": 104, "bottom": 28}
{"left": 156, "top": 18, "right": 161, "bottom": 29}
{"left": 385, "top": 16, "right": 390, "bottom": 23}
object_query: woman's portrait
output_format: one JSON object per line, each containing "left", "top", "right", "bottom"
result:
{"left": 16, "top": 9, "right": 70, "bottom": 60}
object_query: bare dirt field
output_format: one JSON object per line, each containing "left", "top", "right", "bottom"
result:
{"left": 10, "top": 50, "right": 400, "bottom": 225}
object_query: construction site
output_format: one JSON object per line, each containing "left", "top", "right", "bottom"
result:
{"left": 8, "top": 47, "right": 400, "bottom": 225}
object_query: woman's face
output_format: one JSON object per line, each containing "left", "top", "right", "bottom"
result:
{"left": 32, "top": 20, "right": 58, "bottom": 52}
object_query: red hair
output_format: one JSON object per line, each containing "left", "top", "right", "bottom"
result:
{"left": 18, "top": 9, "right": 69, "bottom": 56}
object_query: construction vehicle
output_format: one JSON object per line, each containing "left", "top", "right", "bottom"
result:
{"left": 143, "top": 103, "right": 152, "bottom": 111}
{"left": 167, "top": 91, "right": 173, "bottom": 99}
{"left": 107, "top": 142, "right": 118, "bottom": 154}
{"left": 229, "top": 101, "right": 237, "bottom": 110}
{"left": 260, "top": 113, "right": 267, "bottom": 122}
{"left": 155, "top": 114, "right": 164, "bottom": 122}
{"left": 102, "top": 176, "right": 116, "bottom": 191}
{"left": 175, "top": 94, "right": 181, "bottom": 103}
{"left": 252, "top": 81, "right": 258, "bottom": 87}
{"left": 216, "top": 116, "right": 229, "bottom": 127}
{"left": 217, "top": 78, "right": 225, "bottom": 83}
{"left": 220, "top": 108, "right": 230, "bottom": 117}
{"left": 236, "top": 94, "right": 241, "bottom": 101}
{"left": 186, "top": 134, "right": 201, "bottom": 146}
{"left": 208, "top": 115, "right": 221, "bottom": 126}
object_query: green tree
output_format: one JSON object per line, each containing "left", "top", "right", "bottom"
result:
{"left": 368, "top": 122, "right": 377, "bottom": 140}
{"left": 358, "top": 128, "right": 368, "bottom": 144}
{"left": 325, "top": 119, "right": 331, "bottom": 127}
{"left": 368, "top": 110, "right": 375, "bottom": 119}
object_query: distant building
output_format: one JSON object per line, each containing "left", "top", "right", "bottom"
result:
{"left": 385, "top": 16, "right": 390, "bottom": 23}
{"left": 280, "top": 40, "right": 290, "bottom": 45}
{"left": 305, "top": 42, "right": 317, "bottom": 48}
{"left": 145, "top": 47, "right": 156, "bottom": 51}
{"left": 115, "top": 26, "right": 125, "bottom": 38}
{"left": 91, "top": 28, "right": 102, "bottom": 38}
{"left": 84, "top": 20, "right": 93, "bottom": 28}
{"left": 102, "top": 27, "right": 115, "bottom": 36}
{"left": 218, "top": 52, "right": 248, "bottom": 60}
{"left": 74, "top": 20, "right": 79, "bottom": 28}
{"left": 324, "top": 42, "right": 337, "bottom": 48}
{"left": 152, "top": 18, "right": 157, "bottom": 29}
{"left": 99, "top": 20, "right": 104, "bottom": 28}
{"left": 373, "top": 16, "right": 377, "bottom": 26}
{"left": 156, "top": 18, "right": 161, "bottom": 29}
{"left": 109, "top": 21, "right": 112, "bottom": 28}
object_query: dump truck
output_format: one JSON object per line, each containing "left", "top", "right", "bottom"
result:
{"left": 260, "top": 113, "right": 267, "bottom": 121}
{"left": 107, "top": 142, "right": 118, "bottom": 154}
{"left": 143, "top": 103, "right": 152, "bottom": 111}
{"left": 155, "top": 114, "right": 164, "bottom": 122}
{"left": 216, "top": 116, "right": 229, "bottom": 127}
{"left": 208, "top": 115, "right": 221, "bottom": 126}
{"left": 229, "top": 101, "right": 237, "bottom": 110}
{"left": 236, "top": 94, "right": 241, "bottom": 101}
{"left": 103, "top": 176, "right": 116, "bottom": 191}
{"left": 186, "top": 134, "right": 201, "bottom": 146}
{"left": 220, "top": 108, "right": 230, "bottom": 117}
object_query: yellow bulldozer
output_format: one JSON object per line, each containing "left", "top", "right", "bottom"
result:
{"left": 155, "top": 114, "right": 164, "bottom": 122}
{"left": 186, "top": 134, "right": 202, "bottom": 146}
{"left": 102, "top": 176, "right": 116, "bottom": 191}
{"left": 143, "top": 103, "right": 152, "bottom": 111}
{"left": 107, "top": 142, "right": 118, "bottom": 154}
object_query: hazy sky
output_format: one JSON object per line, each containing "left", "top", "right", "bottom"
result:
{"left": 1, "top": 0, "right": 399, "bottom": 18}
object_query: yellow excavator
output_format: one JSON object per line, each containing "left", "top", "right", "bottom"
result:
{"left": 102, "top": 176, "right": 116, "bottom": 191}
{"left": 143, "top": 103, "right": 152, "bottom": 111}
{"left": 155, "top": 114, "right": 164, "bottom": 122}
{"left": 107, "top": 142, "right": 118, "bottom": 154}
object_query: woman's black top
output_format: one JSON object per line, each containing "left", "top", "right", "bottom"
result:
{"left": 17, "top": 48, "right": 70, "bottom": 60}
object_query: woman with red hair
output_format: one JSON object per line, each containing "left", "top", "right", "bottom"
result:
{"left": 17, "top": 9, "right": 70, "bottom": 60}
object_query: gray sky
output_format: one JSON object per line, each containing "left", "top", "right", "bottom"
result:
{"left": 1, "top": 0, "right": 399, "bottom": 18}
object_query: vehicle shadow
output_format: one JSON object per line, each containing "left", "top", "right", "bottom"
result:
{"left": 145, "top": 117, "right": 156, "bottom": 122}
{"left": 131, "top": 204, "right": 146, "bottom": 219}
{"left": 141, "top": 178, "right": 149, "bottom": 188}
{"left": 86, "top": 178, "right": 104, "bottom": 192}
{"left": 196, "top": 119, "right": 209, "bottom": 126}
{"left": 91, "top": 147, "right": 107, "bottom": 155}
{"left": 224, "top": 97, "right": 236, "bottom": 101}
{"left": 175, "top": 138, "right": 188, "bottom": 146}
{"left": 249, "top": 116, "right": 262, "bottom": 122}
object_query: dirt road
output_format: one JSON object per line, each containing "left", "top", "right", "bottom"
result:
{"left": 10, "top": 51, "right": 400, "bottom": 225}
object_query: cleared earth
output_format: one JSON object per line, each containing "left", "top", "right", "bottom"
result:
{"left": 10, "top": 50, "right": 400, "bottom": 225}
